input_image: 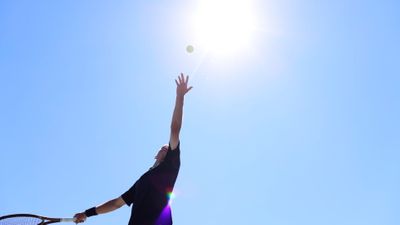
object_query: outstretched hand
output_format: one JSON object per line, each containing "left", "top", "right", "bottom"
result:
{"left": 175, "top": 73, "right": 193, "bottom": 96}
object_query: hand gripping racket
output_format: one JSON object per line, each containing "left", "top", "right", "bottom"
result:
{"left": 0, "top": 214, "right": 76, "bottom": 225}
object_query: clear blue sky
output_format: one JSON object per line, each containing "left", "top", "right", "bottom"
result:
{"left": 1, "top": 1, "right": 399, "bottom": 225}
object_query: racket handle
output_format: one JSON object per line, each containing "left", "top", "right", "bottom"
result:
{"left": 61, "top": 218, "right": 76, "bottom": 222}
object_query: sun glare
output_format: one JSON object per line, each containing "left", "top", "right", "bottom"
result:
{"left": 193, "top": 0, "right": 258, "bottom": 56}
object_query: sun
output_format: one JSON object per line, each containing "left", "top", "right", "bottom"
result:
{"left": 193, "top": 0, "right": 258, "bottom": 56}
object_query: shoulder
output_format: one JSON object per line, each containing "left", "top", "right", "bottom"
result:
{"left": 163, "top": 142, "right": 180, "bottom": 166}
{"left": 169, "top": 141, "right": 180, "bottom": 152}
{"left": 166, "top": 142, "right": 180, "bottom": 160}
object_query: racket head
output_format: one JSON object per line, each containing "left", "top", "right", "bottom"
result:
{"left": 0, "top": 214, "right": 62, "bottom": 225}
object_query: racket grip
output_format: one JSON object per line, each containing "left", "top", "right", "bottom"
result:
{"left": 61, "top": 218, "right": 76, "bottom": 222}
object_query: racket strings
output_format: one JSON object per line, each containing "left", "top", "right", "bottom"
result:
{"left": 0, "top": 216, "right": 43, "bottom": 225}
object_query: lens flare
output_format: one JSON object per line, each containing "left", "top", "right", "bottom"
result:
{"left": 167, "top": 191, "right": 176, "bottom": 205}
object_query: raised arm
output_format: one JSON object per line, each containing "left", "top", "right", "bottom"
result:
{"left": 169, "top": 73, "right": 192, "bottom": 150}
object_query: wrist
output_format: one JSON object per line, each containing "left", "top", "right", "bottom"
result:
{"left": 84, "top": 207, "right": 98, "bottom": 217}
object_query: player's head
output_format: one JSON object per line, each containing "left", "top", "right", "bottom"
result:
{"left": 155, "top": 144, "right": 169, "bottom": 163}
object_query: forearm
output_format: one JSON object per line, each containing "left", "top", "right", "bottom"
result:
{"left": 171, "top": 95, "right": 184, "bottom": 133}
{"left": 85, "top": 197, "right": 124, "bottom": 217}
{"left": 95, "top": 198, "right": 123, "bottom": 214}
{"left": 74, "top": 197, "right": 125, "bottom": 222}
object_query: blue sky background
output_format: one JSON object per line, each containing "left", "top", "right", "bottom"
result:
{"left": 1, "top": 1, "right": 399, "bottom": 225}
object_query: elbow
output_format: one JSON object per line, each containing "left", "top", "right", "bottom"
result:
{"left": 112, "top": 198, "right": 125, "bottom": 209}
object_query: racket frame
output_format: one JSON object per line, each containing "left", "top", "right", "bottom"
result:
{"left": 0, "top": 214, "right": 75, "bottom": 225}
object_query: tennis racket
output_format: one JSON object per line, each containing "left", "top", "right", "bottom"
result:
{"left": 0, "top": 214, "right": 76, "bottom": 225}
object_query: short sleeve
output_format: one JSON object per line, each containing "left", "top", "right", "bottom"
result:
{"left": 163, "top": 142, "right": 180, "bottom": 168}
{"left": 121, "top": 182, "right": 136, "bottom": 206}
{"left": 169, "top": 141, "right": 180, "bottom": 151}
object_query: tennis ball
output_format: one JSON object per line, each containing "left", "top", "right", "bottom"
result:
{"left": 186, "top": 45, "right": 194, "bottom": 53}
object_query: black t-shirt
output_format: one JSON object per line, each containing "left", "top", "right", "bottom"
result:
{"left": 121, "top": 143, "right": 181, "bottom": 225}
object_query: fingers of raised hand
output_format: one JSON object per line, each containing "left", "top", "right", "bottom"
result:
{"left": 179, "top": 73, "right": 184, "bottom": 83}
{"left": 175, "top": 73, "right": 192, "bottom": 94}
{"left": 177, "top": 73, "right": 189, "bottom": 85}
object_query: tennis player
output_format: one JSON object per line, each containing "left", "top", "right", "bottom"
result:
{"left": 73, "top": 73, "right": 192, "bottom": 225}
